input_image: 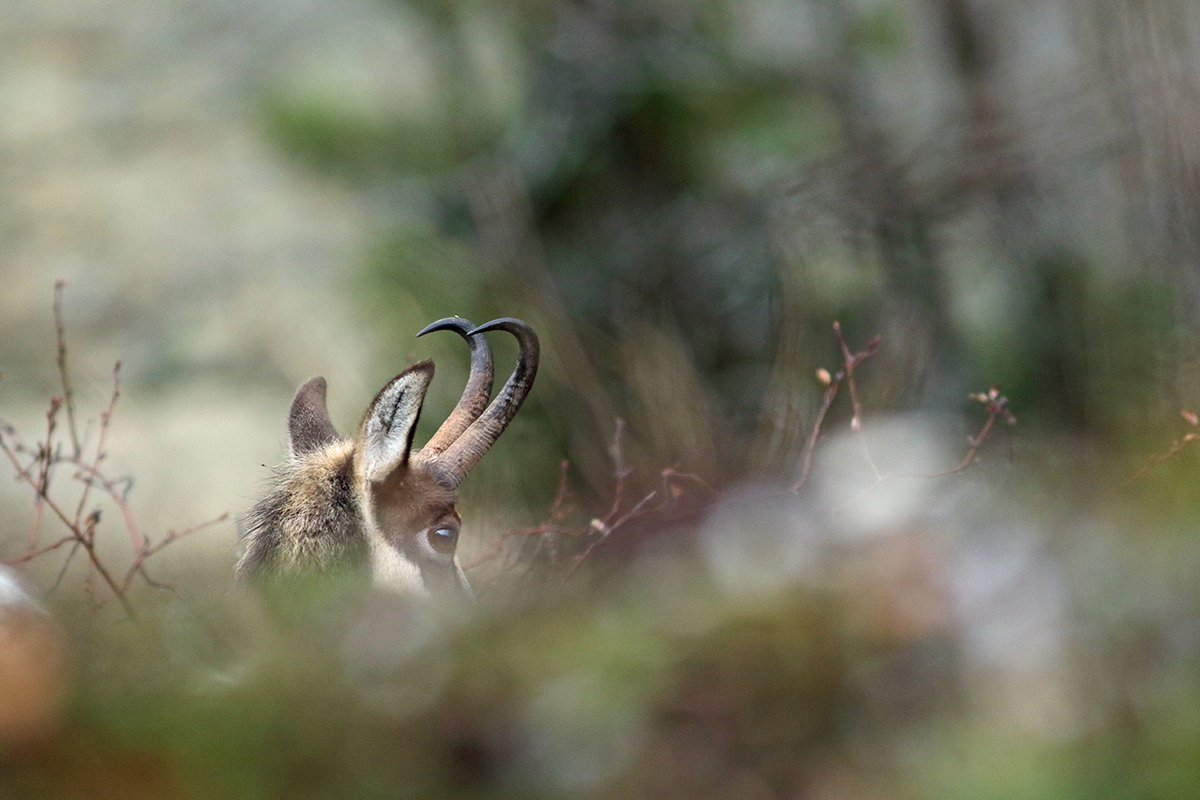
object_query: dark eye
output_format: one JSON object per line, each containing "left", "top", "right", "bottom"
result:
{"left": 426, "top": 526, "right": 459, "bottom": 556}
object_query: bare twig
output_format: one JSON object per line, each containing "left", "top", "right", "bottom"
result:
{"left": 4, "top": 534, "right": 77, "bottom": 565}
{"left": 834, "top": 322, "right": 879, "bottom": 433}
{"left": 73, "top": 361, "right": 122, "bottom": 540}
{"left": 2, "top": 283, "right": 227, "bottom": 620}
{"left": 660, "top": 467, "right": 715, "bottom": 499}
{"left": 72, "top": 457, "right": 144, "bottom": 553}
{"left": 835, "top": 386, "right": 1017, "bottom": 516}
{"left": 791, "top": 323, "right": 881, "bottom": 492}
{"left": 469, "top": 417, "right": 714, "bottom": 587}
{"left": 792, "top": 380, "right": 840, "bottom": 493}
{"left": 53, "top": 280, "right": 82, "bottom": 459}
{"left": 560, "top": 425, "right": 717, "bottom": 580}
{"left": 1119, "top": 409, "right": 1200, "bottom": 488}
{"left": 26, "top": 398, "right": 63, "bottom": 548}
{"left": 463, "top": 460, "right": 574, "bottom": 572}
{"left": 2, "top": 397, "right": 145, "bottom": 619}
{"left": 120, "top": 511, "right": 229, "bottom": 593}
{"left": 563, "top": 488, "right": 658, "bottom": 582}
{"left": 791, "top": 323, "right": 1015, "bottom": 515}
{"left": 48, "top": 541, "right": 83, "bottom": 595}
{"left": 917, "top": 387, "right": 1016, "bottom": 477}
{"left": 604, "top": 418, "right": 631, "bottom": 523}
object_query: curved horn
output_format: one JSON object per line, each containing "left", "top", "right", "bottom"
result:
{"left": 414, "top": 317, "right": 495, "bottom": 462}
{"left": 436, "top": 318, "right": 539, "bottom": 486}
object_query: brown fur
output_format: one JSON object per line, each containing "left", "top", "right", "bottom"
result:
{"left": 237, "top": 441, "right": 367, "bottom": 581}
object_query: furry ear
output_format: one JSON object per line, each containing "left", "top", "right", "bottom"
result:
{"left": 288, "top": 377, "right": 341, "bottom": 458}
{"left": 357, "top": 362, "right": 434, "bottom": 484}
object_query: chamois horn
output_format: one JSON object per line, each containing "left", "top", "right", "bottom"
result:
{"left": 414, "top": 317, "right": 494, "bottom": 462}
{"left": 434, "top": 318, "right": 539, "bottom": 486}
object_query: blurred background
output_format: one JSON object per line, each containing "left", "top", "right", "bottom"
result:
{"left": 3, "top": 0, "right": 1200, "bottom": 797}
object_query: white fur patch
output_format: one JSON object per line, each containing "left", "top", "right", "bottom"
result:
{"left": 369, "top": 541, "right": 428, "bottom": 596}
{"left": 359, "top": 487, "right": 427, "bottom": 596}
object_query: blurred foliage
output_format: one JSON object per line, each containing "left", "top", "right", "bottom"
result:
{"left": 4, "top": 486, "right": 1197, "bottom": 800}
{"left": 251, "top": 0, "right": 1200, "bottom": 793}
{"left": 8, "top": 0, "right": 1200, "bottom": 798}
{"left": 258, "top": 0, "right": 1200, "bottom": 503}
{"left": 0, "top": 556, "right": 996, "bottom": 798}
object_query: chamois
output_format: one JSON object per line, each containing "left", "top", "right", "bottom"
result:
{"left": 237, "top": 317, "right": 538, "bottom": 601}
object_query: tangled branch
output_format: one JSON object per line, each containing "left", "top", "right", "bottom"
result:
{"left": 1, "top": 281, "right": 227, "bottom": 619}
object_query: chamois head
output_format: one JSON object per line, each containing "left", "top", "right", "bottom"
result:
{"left": 237, "top": 317, "right": 539, "bottom": 602}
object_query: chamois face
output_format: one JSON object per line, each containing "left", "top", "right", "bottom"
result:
{"left": 365, "top": 465, "right": 467, "bottom": 599}
{"left": 237, "top": 317, "right": 539, "bottom": 605}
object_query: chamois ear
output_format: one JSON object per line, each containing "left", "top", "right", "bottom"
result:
{"left": 288, "top": 377, "right": 341, "bottom": 458}
{"left": 358, "top": 361, "right": 434, "bottom": 484}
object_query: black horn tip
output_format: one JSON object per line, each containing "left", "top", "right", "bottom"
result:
{"left": 467, "top": 317, "right": 538, "bottom": 342}
{"left": 417, "top": 317, "right": 477, "bottom": 339}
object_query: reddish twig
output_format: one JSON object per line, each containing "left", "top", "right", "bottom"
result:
{"left": 561, "top": 424, "right": 717, "bottom": 581}
{"left": 790, "top": 323, "right": 1014, "bottom": 512}
{"left": 26, "top": 398, "right": 63, "bottom": 548}
{"left": 4, "top": 534, "right": 77, "bottom": 565}
{"left": 469, "top": 419, "right": 715, "bottom": 586}
{"left": 917, "top": 387, "right": 1016, "bottom": 477}
{"left": 7, "top": 480, "right": 135, "bottom": 618}
{"left": 840, "top": 387, "right": 1017, "bottom": 509}
{"left": 603, "top": 418, "right": 631, "bottom": 523}
{"left": 73, "top": 458, "right": 143, "bottom": 550}
{"left": 1119, "top": 409, "right": 1200, "bottom": 488}
{"left": 563, "top": 488, "right": 658, "bottom": 582}
{"left": 660, "top": 467, "right": 715, "bottom": 499}
{"left": 73, "top": 362, "right": 123, "bottom": 540}
{"left": 462, "top": 459, "right": 574, "bottom": 572}
{"left": 791, "top": 323, "right": 881, "bottom": 492}
{"left": 53, "top": 280, "right": 82, "bottom": 459}
{"left": 1, "top": 283, "right": 228, "bottom": 620}
{"left": 121, "top": 511, "right": 230, "bottom": 593}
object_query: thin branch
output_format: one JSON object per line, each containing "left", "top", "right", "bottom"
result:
{"left": 916, "top": 388, "right": 1016, "bottom": 477}
{"left": 463, "top": 460, "right": 573, "bottom": 572}
{"left": 603, "top": 418, "right": 630, "bottom": 524}
{"left": 48, "top": 540, "right": 83, "bottom": 596}
{"left": 792, "top": 380, "right": 841, "bottom": 493}
{"left": 1119, "top": 409, "right": 1200, "bottom": 488}
{"left": 462, "top": 521, "right": 564, "bottom": 573}
{"left": 608, "top": 489, "right": 660, "bottom": 533}
{"left": 469, "top": 419, "right": 712, "bottom": 587}
{"left": 73, "top": 361, "right": 122, "bottom": 537}
{"left": 547, "top": 458, "right": 572, "bottom": 520}
{"left": 789, "top": 323, "right": 1013, "bottom": 516}
{"left": 660, "top": 467, "right": 715, "bottom": 499}
{"left": 4, "top": 534, "right": 77, "bottom": 565}
{"left": 53, "top": 280, "right": 82, "bottom": 459}
{"left": 828, "top": 387, "right": 1017, "bottom": 519}
{"left": 27, "top": 398, "right": 63, "bottom": 549}
{"left": 563, "top": 489, "right": 658, "bottom": 582}
{"left": 70, "top": 454, "right": 142, "bottom": 548}
{"left": 76, "top": 519, "right": 136, "bottom": 619}
{"left": 4, "top": 450, "right": 146, "bottom": 619}
{"left": 2, "top": 437, "right": 79, "bottom": 536}
{"left": 1, "top": 283, "right": 228, "bottom": 620}
{"left": 791, "top": 323, "right": 881, "bottom": 492}
{"left": 120, "top": 511, "right": 229, "bottom": 593}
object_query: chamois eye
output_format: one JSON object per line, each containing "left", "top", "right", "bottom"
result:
{"left": 426, "top": 526, "right": 459, "bottom": 556}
